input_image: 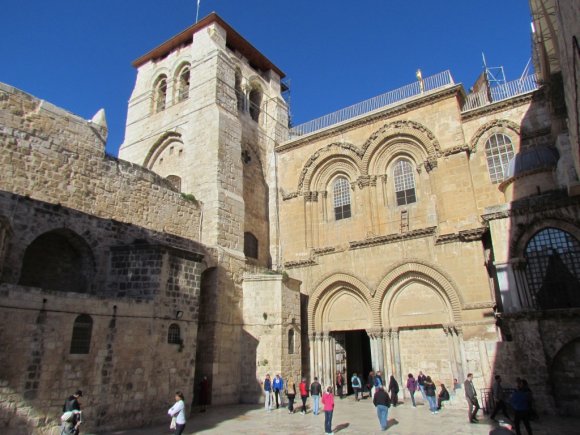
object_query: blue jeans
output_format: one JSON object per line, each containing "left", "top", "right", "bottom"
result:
{"left": 376, "top": 404, "right": 389, "bottom": 430}
{"left": 312, "top": 394, "right": 320, "bottom": 415}
{"left": 427, "top": 395, "right": 437, "bottom": 412}
{"left": 419, "top": 385, "right": 427, "bottom": 401}
{"left": 324, "top": 410, "right": 333, "bottom": 433}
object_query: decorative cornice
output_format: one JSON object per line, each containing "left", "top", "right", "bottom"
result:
{"left": 441, "top": 144, "right": 470, "bottom": 157}
{"left": 458, "top": 227, "right": 488, "bottom": 241}
{"left": 304, "top": 191, "right": 319, "bottom": 202}
{"left": 435, "top": 227, "right": 487, "bottom": 244}
{"left": 282, "top": 191, "right": 300, "bottom": 201}
{"left": 460, "top": 90, "right": 540, "bottom": 121}
{"left": 356, "top": 175, "right": 377, "bottom": 189}
{"left": 349, "top": 226, "right": 437, "bottom": 250}
{"left": 312, "top": 246, "right": 336, "bottom": 256}
{"left": 276, "top": 86, "right": 462, "bottom": 153}
{"left": 284, "top": 258, "right": 317, "bottom": 269}
{"left": 482, "top": 190, "right": 580, "bottom": 222}
{"left": 435, "top": 233, "right": 461, "bottom": 244}
{"left": 463, "top": 301, "right": 496, "bottom": 310}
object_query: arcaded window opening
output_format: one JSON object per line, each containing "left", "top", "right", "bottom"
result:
{"left": 249, "top": 88, "right": 262, "bottom": 122}
{"left": 154, "top": 75, "right": 168, "bottom": 113}
{"left": 166, "top": 175, "right": 182, "bottom": 192}
{"left": 70, "top": 314, "right": 93, "bottom": 354}
{"left": 235, "top": 70, "right": 244, "bottom": 112}
{"left": 19, "top": 229, "right": 94, "bottom": 293}
{"left": 524, "top": 227, "right": 580, "bottom": 309}
{"left": 168, "top": 323, "right": 181, "bottom": 344}
{"left": 288, "top": 329, "right": 295, "bottom": 354}
{"left": 244, "top": 232, "right": 259, "bottom": 259}
{"left": 333, "top": 177, "right": 352, "bottom": 220}
{"left": 393, "top": 159, "right": 416, "bottom": 206}
{"left": 177, "top": 65, "right": 190, "bottom": 102}
{"left": 485, "top": 133, "right": 514, "bottom": 184}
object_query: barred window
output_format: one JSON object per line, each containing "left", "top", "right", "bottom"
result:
{"left": 485, "top": 133, "right": 514, "bottom": 183}
{"left": 176, "top": 65, "right": 190, "bottom": 102}
{"left": 524, "top": 228, "right": 580, "bottom": 309}
{"left": 168, "top": 323, "right": 181, "bottom": 344}
{"left": 393, "top": 159, "right": 416, "bottom": 206}
{"left": 333, "top": 177, "right": 351, "bottom": 220}
{"left": 153, "top": 75, "right": 168, "bottom": 113}
{"left": 70, "top": 314, "right": 93, "bottom": 354}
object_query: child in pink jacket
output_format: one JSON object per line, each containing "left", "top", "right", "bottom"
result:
{"left": 321, "top": 386, "right": 335, "bottom": 434}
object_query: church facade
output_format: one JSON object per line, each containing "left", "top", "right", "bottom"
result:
{"left": 0, "top": 5, "right": 579, "bottom": 434}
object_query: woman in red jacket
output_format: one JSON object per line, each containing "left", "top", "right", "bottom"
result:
{"left": 299, "top": 378, "right": 309, "bottom": 414}
{"left": 321, "top": 386, "right": 335, "bottom": 435}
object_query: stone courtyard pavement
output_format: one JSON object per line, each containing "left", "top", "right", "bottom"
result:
{"left": 96, "top": 396, "right": 579, "bottom": 435}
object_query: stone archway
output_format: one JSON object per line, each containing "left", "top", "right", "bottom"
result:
{"left": 308, "top": 275, "right": 373, "bottom": 389}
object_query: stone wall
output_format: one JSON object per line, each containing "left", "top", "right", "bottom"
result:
{"left": 242, "top": 274, "right": 301, "bottom": 403}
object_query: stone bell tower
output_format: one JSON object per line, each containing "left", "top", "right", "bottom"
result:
{"left": 119, "top": 13, "right": 291, "bottom": 404}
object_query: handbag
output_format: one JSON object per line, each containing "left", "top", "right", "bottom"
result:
{"left": 170, "top": 416, "right": 177, "bottom": 430}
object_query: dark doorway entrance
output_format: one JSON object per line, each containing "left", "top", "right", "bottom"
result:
{"left": 333, "top": 330, "right": 372, "bottom": 395}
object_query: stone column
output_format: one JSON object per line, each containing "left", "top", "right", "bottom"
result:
{"left": 368, "top": 329, "right": 378, "bottom": 371}
{"left": 453, "top": 328, "right": 466, "bottom": 383}
{"left": 304, "top": 193, "right": 313, "bottom": 248}
{"left": 392, "top": 328, "right": 402, "bottom": 381}
{"left": 382, "top": 329, "right": 393, "bottom": 375}
{"left": 309, "top": 332, "right": 317, "bottom": 381}
{"left": 316, "top": 333, "right": 324, "bottom": 381}
{"left": 444, "top": 325, "right": 460, "bottom": 383}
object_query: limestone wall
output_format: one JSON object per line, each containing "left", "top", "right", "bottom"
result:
{"left": 0, "top": 83, "right": 202, "bottom": 243}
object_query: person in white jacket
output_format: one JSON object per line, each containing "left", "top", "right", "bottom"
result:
{"left": 168, "top": 391, "right": 186, "bottom": 435}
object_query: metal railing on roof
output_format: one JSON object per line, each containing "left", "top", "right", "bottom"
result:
{"left": 461, "top": 73, "right": 540, "bottom": 112}
{"left": 289, "top": 70, "right": 455, "bottom": 138}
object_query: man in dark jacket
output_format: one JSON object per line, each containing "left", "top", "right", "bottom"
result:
{"left": 62, "top": 390, "right": 83, "bottom": 435}
{"left": 310, "top": 377, "right": 322, "bottom": 415}
{"left": 464, "top": 374, "right": 480, "bottom": 423}
{"left": 373, "top": 387, "right": 391, "bottom": 431}
{"left": 490, "top": 375, "right": 511, "bottom": 421}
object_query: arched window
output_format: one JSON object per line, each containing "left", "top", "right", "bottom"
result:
{"left": 333, "top": 177, "right": 351, "bottom": 220}
{"left": 249, "top": 88, "right": 261, "bottom": 122}
{"left": 168, "top": 323, "right": 181, "bottom": 344}
{"left": 485, "top": 133, "right": 514, "bottom": 183}
{"left": 176, "top": 65, "right": 190, "bottom": 103}
{"left": 166, "top": 175, "right": 182, "bottom": 192}
{"left": 244, "top": 232, "right": 259, "bottom": 259}
{"left": 235, "top": 70, "right": 244, "bottom": 112}
{"left": 153, "top": 75, "right": 168, "bottom": 113}
{"left": 525, "top": 227, "right": 580, "bottom": 309}
{"left": 70, "top": 314, "right": 93, "bottom": 354}
{"left": 288, "top": 329, "right": 295, "bottom": 354}
{"left": 19, "top": 229, "right": 94, "bottom": 293}
{"left": 393, "top": 159, "right": 416, "bottom": 206}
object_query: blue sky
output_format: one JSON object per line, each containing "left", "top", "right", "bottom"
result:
{"left": 1, "top": 1, "right": 532, "bottom": 154}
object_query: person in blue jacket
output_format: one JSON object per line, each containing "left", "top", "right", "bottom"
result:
{"left": 272, "top": 373, "right": 284, "bottom": 409}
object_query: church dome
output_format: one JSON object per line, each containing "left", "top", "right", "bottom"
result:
{"left": 506, "top": 146, "right": 559, "bottom": 178}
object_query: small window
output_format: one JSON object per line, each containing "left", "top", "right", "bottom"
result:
{"left": 288, "top": 329, "right": 295, "bottom": 354}
{"left": 166, "top": 175, "right": 182, "bottom": 192}
{"left": 177, "top": 65, "right": 190, "bottom": 102}
{"left": 168, "top": 323, "right": 181, "bottom": 344}
{"left": 70, "top": 314, "right": 93, "bottom": 354}
{"left": 485, "top": 133, "right": 514, "bottom": 184}
{"left": 393, "top": 159, "right": 416, "bottom": 206}
{"left": 333, "top": 177, "right": 352, "bottom": 220}
{"left": 244, "top": 232, "right": 259, "bottom": 259}
{"left": 249, "top": 88, "right": 261, "bottom": 122}
{"left": 154, "top": 75, "right": 168, "bottom": 113}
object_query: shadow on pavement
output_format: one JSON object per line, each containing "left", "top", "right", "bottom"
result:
{"left": 334, "top": 422, "right": 350, "bottom": 432}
